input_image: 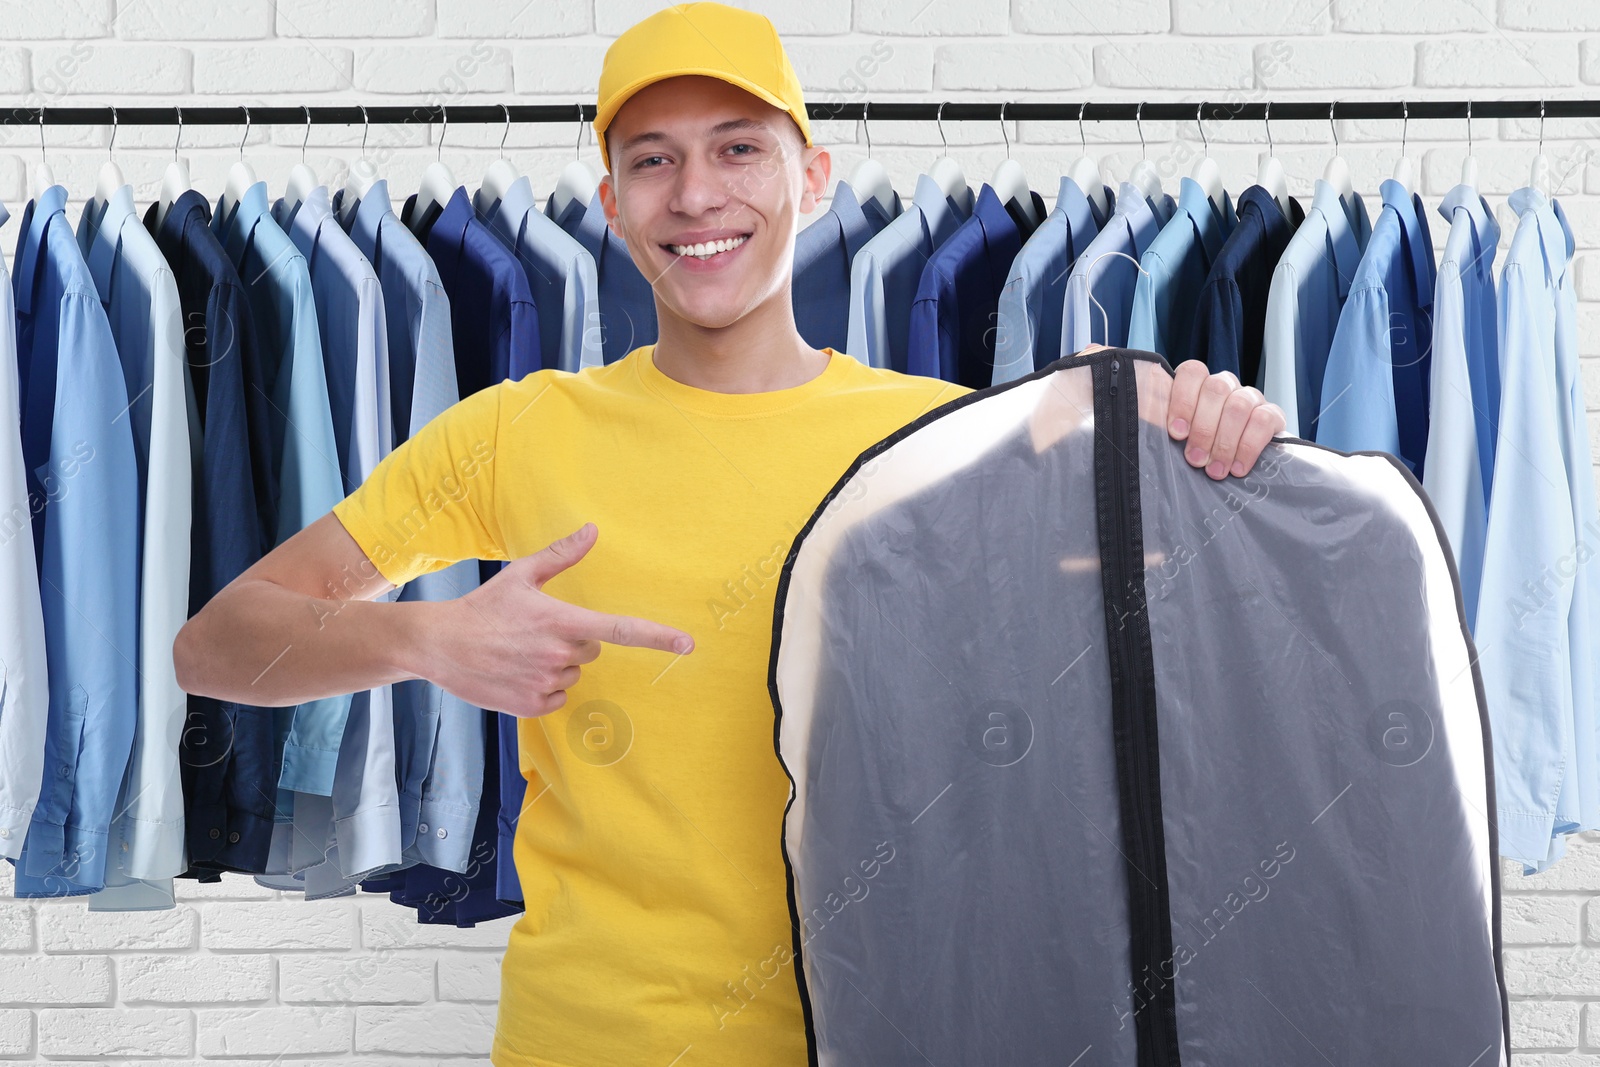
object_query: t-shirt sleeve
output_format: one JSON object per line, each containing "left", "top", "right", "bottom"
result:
{"left": 331, "top": 382, "right": 508, "bottom": 587}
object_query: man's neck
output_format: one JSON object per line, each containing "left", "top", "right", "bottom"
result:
{"left": 650, "top": 290, "right": 829, "bottom": 394}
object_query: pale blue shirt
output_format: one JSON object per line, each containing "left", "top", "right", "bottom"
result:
{"left": 846, "top": 174, "right": 971, "bottom": 372}
{"left": 1476, "top": 187, "right": 1600, "bottom": 871}
{"left": 1127, "top": 177, "right": 1236, "bottom": 366}
{"left": 11, "top": 185, "right": 139, "bottom": 896}
{"left": 477, "top": 176, "right": 602, "bottom": 373}
{"left": 75, "top": 185, "right": 193, "bottom": 911}
{"left": 992, "top": 176, "right": 1110, "bottom": 385}
{"left": 1061, "top": 181, "right": 1162, "bottom": 354}
{"left": 0, "top": 200, "right": 49, "bottom": 866}
{"left": 337, "top": 179, "right": 483, "bottom": 874}
{"left": 1260, "top": 180, "right": 1370, "bottom": 439}
{"left": 1422, "top": 185, "right": 1499, "bottom": 631}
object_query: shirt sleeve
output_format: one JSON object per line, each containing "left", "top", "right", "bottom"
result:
{"left": 1126, "top": 249, "right": 1166, "bottom": 357}
{"left": 991, "top": 268, "right": 1034, "bottom": 386}
{"left": 847, "top": 250, "right": 886, "bottom": 368}
{"left": 1315, "top": 285, "right": 1403, "bottom": 462}
{"left": 1192, "top": 274, "right": 1244, "bottom": 379}
{"left": 1260, "top": 259, "right": 1302, "bottom": 439}
{"left": 332, "top": 380, "right": 508, "bottom": 589}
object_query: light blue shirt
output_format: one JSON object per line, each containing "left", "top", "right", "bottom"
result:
{"left": 1476, "top": 187, "right": 1600, "bottom": 871}
{"left": 1260, "top": 180, "right": 1370, "bottom": 439}
{"left": 1422, "top": 185, "right": 1500, "bottom": 630}
{"left": 75, "top": 185, "right": 193, "bottom": 911}
{"left": 338, "top": 179, "right": 484, "bottom": 874}
{"left": 477, "top": 176, "right": 602, "bottom": 373}
{"left": 0, "top": 200, "right": 49, "bottom": 866}
{"left": 1061, "top": 181, "right": 1162, "bottom": 355}
{"left": 846, "top": 174, "right": 971, "bottom": 372}
{"left": 1316, "top": 179, "right": 1436, "bottom": 474}
{"left": 11, "top": 185, "right": 139, "bottom": 896}
{"left": 992, "top": 176, "right": 1110, "bottom": 385}
{"left": 1127, "top": 177, "right": 1236, "bottom": 366}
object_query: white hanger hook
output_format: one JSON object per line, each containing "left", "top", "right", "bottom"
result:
{"left": 1085, "top": 249, "right": 1152, "bottom": 348}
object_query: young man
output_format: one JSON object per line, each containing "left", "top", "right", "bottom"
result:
{"left": 175, "top": 6, "right": 1286, "bottom": 1064}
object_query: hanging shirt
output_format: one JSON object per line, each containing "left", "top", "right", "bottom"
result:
{"left": 478, "top": 176, "right": 603, "bottom": 373}
{"left": 847, "top": 173, "right": 970, "bottom": 372}
{"left": 1317, "top": 179, "right": 1437, "bottom": 476}
{"left": 1061, "top": 180, "right": 1162, "bottom": 354}
{"left": 1422, "top": 185, "right": 1500, "bottom": 631}
{"left": 10, "top": 185, "right": 139, "bottom": 897}
{"left": 991, "top": 176, "right": 1111, "bottom": 385}
{"left": 906, "top": 182, "right": 1047, "bottom": 386}
{"left": 1476, "top": 187, "right": 1600, "bottom": 871}
{"left": 336, "top": 178, "right": 483, "bottom": 877}
{"left": 73, "top": 185, "right": 192, "bottom": 911}
{"left": 0, "top": 201, "right": 49, "bottom": 868}
{"left": 329, "top": 346, "right": 965, "bottom": 1065}
{"left": 1127, "top": 176, "right": 1237, "bottom": 367}
{"left": 270, "top": 185, "right": 399, "bottom": 897}
{"left": 142, "top": 189, "right": 278, "bottom": 881}
{"left": 1260, "top": 179, "right": 1371, "bottom": 439}
{"left": 1190, "top": 185, "right": 1304, "bottom": 386}
{"left": 792, "top": 179, "right": 898, "bottom": 354}
{"left": 547, "top": 191, "right": 656, "bottom": 367}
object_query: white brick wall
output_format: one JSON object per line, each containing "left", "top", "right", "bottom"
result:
{"left": 1, "top": 0, "right": 1597, "bottom": 1062}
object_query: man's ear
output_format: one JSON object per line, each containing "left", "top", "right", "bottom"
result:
{"left": 799, "top": 145, "right": 832, "bottom": 216}
{"left": 598, "top": 173, "right": 626, "bottom": 241}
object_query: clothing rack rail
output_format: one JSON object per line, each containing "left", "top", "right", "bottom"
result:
{"left": 4, "top": 100, "right": 1600, "bottom": 125}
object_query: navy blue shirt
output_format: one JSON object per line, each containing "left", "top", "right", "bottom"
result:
{"left": 145, "top": 191, "right": 280, "bottom": 877}
{"left": 1191, "top": 186, "right": 1305, "bottom": 386}
{"left": 792, "top": 180, "right": 897, "bottom": 353}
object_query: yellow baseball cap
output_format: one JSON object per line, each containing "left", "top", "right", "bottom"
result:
{"left": 594, "top": 2, "right": 814, "bottom": 167}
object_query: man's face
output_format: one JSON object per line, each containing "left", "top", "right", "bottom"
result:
{"left": 600, "top": 75, "right": 829, "bottom": 331}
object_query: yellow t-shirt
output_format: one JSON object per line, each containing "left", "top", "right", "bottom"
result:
{"left": 331, "top": 345, "right": 967, "bottom": 1067}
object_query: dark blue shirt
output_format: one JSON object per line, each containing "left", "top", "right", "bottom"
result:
{"left": 792, "top": 180, "right": 897, "bottom": 353}
{"left": 547, "top": 192, "right": 657, "bottom": 365}
{"left": 145, "top": 191, "right": 281, "bottom": 878}
{"left": 1191, "top": 185, "right": 1305, "bottom": 386}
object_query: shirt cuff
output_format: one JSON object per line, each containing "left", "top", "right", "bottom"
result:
{"left": 278, "top": 741, "right": 341, "bottom": 796}
{"left": 87, "top": 876, "right": 176, "bottom": 911}
{"left": 1497, "top": 807, "right": 1558, "bottom": 869}
{"left": 110, "top": 813, "right": 186, "bottom": 881}
{"left": 0, "top": 804, "right": 31, "bottom": 861}
{"left": 403, "top": 795, "right": 474, "bottom": 872}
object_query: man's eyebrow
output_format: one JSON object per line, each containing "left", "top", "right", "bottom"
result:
{"left": 619, "top": 117, "right": 775, "bottom": 153}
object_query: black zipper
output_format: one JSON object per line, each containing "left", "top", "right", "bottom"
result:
{"left": 1095, "top": 354, "right": 1183, "bottom": 1067}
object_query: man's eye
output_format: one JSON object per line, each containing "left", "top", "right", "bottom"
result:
{"left": 728, "top": 143, "right": 758, "bottom": 156}
{"left": 635, "top": 155, "right": 667, "bottom": 169}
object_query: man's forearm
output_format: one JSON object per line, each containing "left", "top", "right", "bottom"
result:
{"left": 175, "top": 577, "right": 439, "bottom": 707}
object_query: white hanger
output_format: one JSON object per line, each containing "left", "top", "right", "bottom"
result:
{"left": 925, "top": 102, "right": 966, "bottom": 204}
{"left": 989, "top": 104, "right": 1041, "bottom": 229}
{"left": 1390, "top": 101, "right": 1415, "bottom": 198}
{"left": 478, "top": 104, "right": 521, "bottom": 214}
{"left": 283, "top": 106, "right": 319, "bottom": 212}
{"left": 1529, "top": 99, "right": 1551, "bottom": 197}
{"left": 1457, "top": 100, "right": 1480, "bottom": 190}
{"left": 30, "top": 110, "right": 54, "bottom": 200}
{"left": 90, "top": 107, "right": 125, "bottom": 214}
{"left": 1190, "top": 103, "right": 1226, "bottom": 213}
{"left": 1085, "top": 249, "right": 1153, "bottom": 348}
{"left": 1068, "top": 103, "right": 1110, "bottom": 219}
{"left": 409, "top": 106, "right": 458, "bottom": 238}
{"left": 340, "top": 105, "right": 379, "bottom": 226}
{"left": 1126, "top": 102, "right": 1165, "bottom": 205}
{"left": 154, "top": 107, "right": 192, "bottom": 231}
{"left": 552, "top": 107, "right": 599, "bottom": 219}
{"left": 847, "top": 102, "right": 897, "bottom": 219}
{"left": 1323, "top": 101, "right": 1355, "bottom": 204}
{"left": 219, "top": 106, "right": 258, "bottom": 220}
{"left": 1254, "top": 102, "right": 1293, "bottom": 219}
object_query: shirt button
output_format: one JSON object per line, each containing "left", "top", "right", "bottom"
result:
{"left": 436, "top": 827, "right": 447, "bottom": 839}
{"left": 58, "top": 764, "right": 70, "bottom": 777}
{"left": 0, "top": 828, "right": 10, "bottom": 839}
{"left": 417, "top": 823, "right": 429, "bottom": 834}
{"left": 228, "top": 831, "right": 240, "bottom": 844}
{"left": 208, "top": 828, "right": 220, "bottom": 840}
{"left": 121, "top": 841, "right": 129, "bottom": 852}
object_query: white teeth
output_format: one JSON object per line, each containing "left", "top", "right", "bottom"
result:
{"left": 670, "top": 234, "right": 749, "bottom": 258}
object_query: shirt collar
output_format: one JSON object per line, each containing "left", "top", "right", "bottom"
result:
{"left": 284, "top": 184, "right": 335, "bottom": 267}
{"left": 1308, "top": 178, "right": 1363, "bottom": 299}
{"left": 827, "top": 180, "right": 877, "bottom": 264}
{"left": 214, "top": 180, "right": 272, "bottom": 263}
{"left": 1509, "top": 185, "right": 1575, "bottom": 287}
{"left": 81, "top": 183, "right": 136, "bottom": 299}
{"left": 1173, "top": 175, "right": 1233, "bottom": 261}
{"left": 16, "top": 184, "right": 66, "bottom": 316}
{"left": 1053, "top": 174, "right": 1097, "bottom": 240}
{"left": 427, "top": 186, "right": 475, "bottom": 260}
{"left": 497, "top": 175, "right": 537, "bottom": 229}
{"left": 910, "top": 173, "right": 963, "bottom": 246}
{"left": 1438, "top": 182, "right": 1500, "bottom": 263}
{"left": 346, "top": 178, "right": 393, "bottom": 253}
{"left": 1378, "top": 178, "right": 1434, "bottom": 307}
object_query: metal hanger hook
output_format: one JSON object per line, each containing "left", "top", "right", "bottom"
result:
{"left": 1264, "top": 100, "right": 1273, "bottom": 156}
{"left": 173, "top": 106, "right": 182, "bottom": 161}
{"left": 1136, "top": 101, "right": 1146, "bottom": 160}
{"left": 1078, "top": 101, "right": 1088, "bottom": 152}
{"left": 936, "top": 101, "right": 948, "bottom": 157}
{"left": 1539, "top": 99, "right": 1546, "bottom": 155}
{"left": 862, "top": 101, "right": 873, "bottom": 159}
{"left": 1465, "top": 99, "right": 1473, "bottom": 154}
{"left": 1197, "top": 101, "right": 1207, "bottom": 154}
{"left": 1400, "top": 100, "right": 1408, "bottom": 157}
{"left": 1086, "top": 249, "right": 1152, "bottom": 347}
{"left": 1000, "top": 101, "right": 1011, "bottom": 160}
{"left": 38, "top": 107, "right": 45, "bottom": 165}
{"left": 359, "top": 104, "right": 369, "bottom": 158}
{"left": 107, "top": 105, "right": 117, "bottom": 160}
{"left": 239, "top": 106, "right": 250, "bottom": 159}
{"left": 574, "top": 102, "right": 583, "bottom": 160}
{"left": 301, "top": 105, "right": 311, "bottom": 162}
{"left": 1329, "top": 100, "right": 1338, "bottom": 150}
{"left": 500, "top": 104, "right": 511, "bottom": 155}
{"left": 437, "top": 105, "right": 446, "bottom": 162}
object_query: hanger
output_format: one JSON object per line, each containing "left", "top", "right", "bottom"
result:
{"left": 30, "top": 109, "right": 55, "bottom": 200}
{"left": 219, "top": 106, "right": 258, "bottom": 219}
{"left": 409, "top": 105, "right": 458, "bottom": 237}
{"left": 1323, "top": 100, "right": 1355, "bottom": 204}
{"left": 154, "top": 107, "right": 192, "bottom": 230}
{"left": 1457, "top": 100, "right": 1479, "bottom": 189}
{"left": 1127, "top": 102, "right": 1165, "bottom": 204}
{"left": 340, "top": 105, "right": 380, "bottom": 226}
{"left": 926, "top": 102, "right": 966, "bottom": 204}
{"left": 90, "top": 107, "right": 125, "bottom": 213}
{"left": 990, "top": 103, "right": 1041, "bottom": 229}
{"left": 847, "top": 101, "right": 897, "bottom": 219}
{"left": 1189, "top": 102, "right": 1226, "bottom": 213}
{"left": 1085, "top": 248, "right": 1152, "bottom": 348}
{"left": 551, "top": 103, "right": 600, "bottom": 219}
{"left": 284, "top": 105, "right": 320, "bottom": 210}
{"left": 1068, "top": 102, "right": 1110, "bottom": 218}
{"left": 1529, "top": 99, "right": 1551, "bottom": 197}
{"left": 478, "top": 104, "right": 521, "bottom": 214}
{"left": 1254, "top": 101, "right": 1292, "bottom": 219}
{"left": 1390, "top": 100, "right": 1415, "bottom": 197}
